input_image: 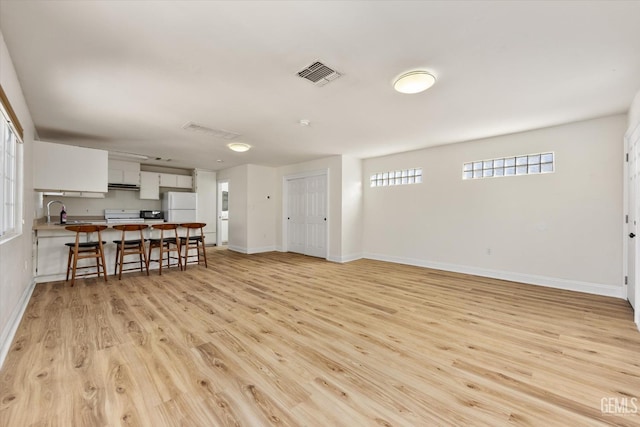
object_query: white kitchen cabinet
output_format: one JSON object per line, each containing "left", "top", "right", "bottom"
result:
{"left": 108, "top": 160, "right": 140, "bottom": 185}
{"left": 140, "top": 171, "right": 160, "bottom": 200}
{"left": 33, "top": 141, "right": 108, "bottom": 192}
{"left": 36, "top": 233, "right": 72, "bottom": 281}
{"left": 58, "top": 192, "right": 106, "bottom": 198}
{"left": 159, "top": 173, "right": 177, "bottom": 187}
{"left": 194, "top": 169, "right": 216, "bottom": 245}
{"left": 176, "top": 175, "right": 193, "bottom": 189}
{"left": 159, "top": 173, "right": 193, "bottom": 189}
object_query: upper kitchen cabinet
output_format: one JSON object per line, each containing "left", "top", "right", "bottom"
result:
{"left": 108, "top": 159, "right": 140, "bottom": 187}
{"left": 140, "top": 171, "right": 193, "bottom": 200}
{"left": 159, "top": 173, "right": 193, "bottom": 189}
{"left": 33, "top": 141, "right": 108, "bottom": 192}
{"left": 139, "top": 171, "right": 160, "bottom": 200}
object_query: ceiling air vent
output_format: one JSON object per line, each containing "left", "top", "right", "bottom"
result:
{"left": 297, "top": 61, "right": 341, "bottom": 87}
{"left": 182, "top": 122, "right": 241, "bottom": 140}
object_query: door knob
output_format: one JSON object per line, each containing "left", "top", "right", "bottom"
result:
{"left": 630, "top": 233, "right": 636, "bottom": 238}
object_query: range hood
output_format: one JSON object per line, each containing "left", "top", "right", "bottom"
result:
{"left": 108, "top": 183, "right": 140, "bottom": 191}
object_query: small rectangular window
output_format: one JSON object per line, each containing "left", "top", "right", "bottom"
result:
{"left": 370, "top": 168, "right": 423, "bottom": 187}
{"left": 462, "top": 152, "right": 554, "bottom": 180}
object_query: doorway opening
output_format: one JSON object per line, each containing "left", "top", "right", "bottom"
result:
{"left": 217, "top": 180, "right": 229, "bottom": 247}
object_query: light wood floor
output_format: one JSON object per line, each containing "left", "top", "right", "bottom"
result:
{"left": 1, "top": 249, "right": 640, "bottom": 426}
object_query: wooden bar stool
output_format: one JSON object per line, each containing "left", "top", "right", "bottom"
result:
{"left": 112, "top": 224, "right": 150, "bottom": 280}
{"left": 65, "top": 225, "right": 108, "bottom": 287}
{"left": 179, "top": 222, "right": 208, "bottom": 269}
{"left": 148, "top": 223, "right": 182, "bottom": 275}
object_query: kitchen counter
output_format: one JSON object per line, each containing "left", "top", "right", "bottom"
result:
{"left": 33, "top": 216, "right": 105, "bottom": 231}
{"left": 32, "top": 217, "right": 165, "bottom": 231}
{"left": 33, "top": 218, "right": 185, "bottom": 283}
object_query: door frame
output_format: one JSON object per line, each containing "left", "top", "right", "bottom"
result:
{"left": 216, "top": 179, "right": 229, "bottom": 247}
{"left": 624, "top": 123, "right": 640, "bottom": 329}
{"left": 282, "top": 169, "right": 329, "bottom": 259}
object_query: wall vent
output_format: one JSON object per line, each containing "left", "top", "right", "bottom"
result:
{"left": 182, "top": 122, "right": 241, "bottom": 140}
{"left": 297, "top": 61, "right": 342, "bottom": 87}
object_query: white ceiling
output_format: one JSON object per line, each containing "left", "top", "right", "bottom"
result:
{"left": 1, "top": 1, "right": 640, "bottom": 170}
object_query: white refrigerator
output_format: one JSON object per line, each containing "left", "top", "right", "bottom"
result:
{"left": 162, "top": 192, "right": 197, "bottom": 223}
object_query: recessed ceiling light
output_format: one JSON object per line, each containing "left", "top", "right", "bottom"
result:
{"left": 227, "top": 143, "right": 251, "bottom": 152}
{"left": 393, "top": 71, "right": 436, "bottom": 94}
{"left": 299, "top": 119, "right": 310, "bottom": 126}
{"left": 216, "top": 159, "right": 224, "bottom": 163}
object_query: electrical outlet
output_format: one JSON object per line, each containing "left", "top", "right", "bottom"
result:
{"left": 486, "top": 248, "right": 491, "bottom": 255}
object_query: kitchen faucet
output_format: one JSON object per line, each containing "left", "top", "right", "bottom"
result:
{"left": 46, "top": 200, "right": 64, "bottom": 223}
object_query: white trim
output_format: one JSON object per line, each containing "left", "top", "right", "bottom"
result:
{"left": 228, "top": 245, "right": 277, "bottom": 255}
{"left": 247, "top": 245, "right": 276, "bottom": 254}
{"left": 363, "top": 252, "right": 626, "bottom": 299}
{"left": 0, "top": 279, "right": 36, "bottom": 369}
{"left": 327, "top": 253, "right": 363, "bottom": 263}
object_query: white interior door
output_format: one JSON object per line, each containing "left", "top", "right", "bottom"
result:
{"left": 286, "top": 174, "right": 327, "bottom": 258}
{"left": 628, "top": 131, "right": 639, "bottom": 311}
{"left": 305, "top": 174, "right": 327, "bottom": 258}
{"left": 287, "top": 178, "right": 306, "bottom": 254}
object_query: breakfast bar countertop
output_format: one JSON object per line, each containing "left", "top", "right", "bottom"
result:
{"left": 32, "top": 217, "right": 165, "bottom": 231}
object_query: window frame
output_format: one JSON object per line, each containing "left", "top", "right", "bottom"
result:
{"left": 370, "top": 168, "right": 422, "bottom": 188}
{"left": 462, "top": 152, "right": 554, "bottom": 180}
{"left": 0, "top": 84, "right": 24, "bottom": 244}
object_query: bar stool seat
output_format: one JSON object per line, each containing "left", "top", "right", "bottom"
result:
{"left": 65, "top": 225, "right": 108, "bottom": 286}
{"left": 112, "top": 224, "right": 149, "bottom": 280}
{"left": 148, "top": 223, "right": 182, "bottom": 275}
{"left": 179, "top": 222, "right": 208, "bottom": 269}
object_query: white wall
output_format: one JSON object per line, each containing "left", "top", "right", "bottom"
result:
{"left": 629, "top": 90, "right": 640, "bottom": 132}
{"left": 363, "top": 115, "right": 626, "bottom": 297}
{"left": 217, "top": 164, "right": 248, "bottom": 253}
{"left": 246, "top": 165, "right": 276, "bottom": 252}
{"left": 341, "top": 156, "right": 363, "bottom": 262}
{"left": 0, "top": 30, "right": 36, "bottom": 368}
{"left": 217, "top": 164, "right": 277, "bottom": 254}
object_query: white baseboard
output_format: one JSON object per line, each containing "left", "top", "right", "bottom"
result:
{"left": 0, "top": 279, "right": 36, "bottom": 370}
{"left": 247, "top": 246, "right": 276, "bottom": 254}
{"left": 227, "top": 245, "right": 247, "bottom": 254}
{"left": 363, "top": 252, "right": 625, "bottom": 299}
{"left": 227, "top": 245, "right": 276, "bottom": 255}
{"left": 327, "top": 253, "right": 363, "bottom": 263}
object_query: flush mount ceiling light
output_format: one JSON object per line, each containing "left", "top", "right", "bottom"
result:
{"left": 393, "top": 71, "right": 436, "bottom": 94}
{"left": 227, "top": 143, "right": 251, "bottom": 153}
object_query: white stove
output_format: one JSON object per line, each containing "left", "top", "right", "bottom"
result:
{"left": 104, "top": 209, "right": 145, "bottom": 224}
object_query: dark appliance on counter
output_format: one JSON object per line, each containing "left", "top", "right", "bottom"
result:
{"left": 140, "top": 210, "right": 164, "bottom": 220}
